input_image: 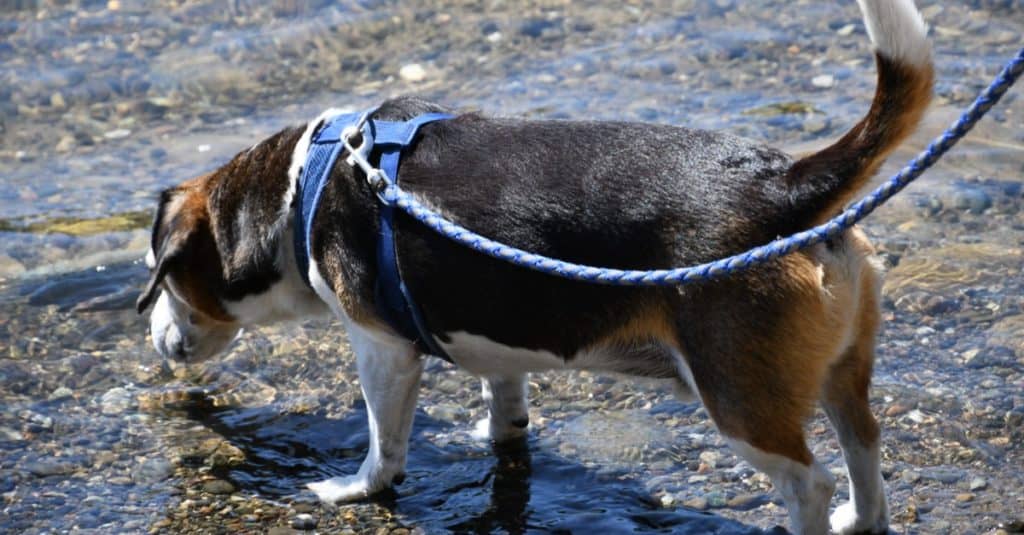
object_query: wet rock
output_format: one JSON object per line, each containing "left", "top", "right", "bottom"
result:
{"left": 68, "top": 353, "right": 99, "bottom": 375}
{"left": 901, "top": 470, "right": 922, "bottom": 484}
{"left": 202, "top": 479, "right": 236, "bottom": 495}
{"left": 961, "top": 348, "right": 1002, "bottom": 369}
{"left": 682, "top": 496, "right": 708, "bottom": 511}
{"left": 1005, "top": 406, "right": 1024, "bottom": 429}
{"left": 802, "top": 116, "right": 829, "bottom": 134}
{"left": 0, "top": 254, "right": 26, "bottom": 278}
{"left": 922, "top": 467, "right": 963, "bottom": 485}
{"left": 424, "top": 403, "right": 464, "bottom": 422}
{"left": 290, "top": 512, "right": 313, "bottom": 528}
{"left": 705, "top": 491, "right": 728, "bottom": 508}
{"left": 100, "top": 387, "right": 135, "bottom": 414}
{"left": 955, "top": 492, "right": 974, "bottom": 503}
{"left": 398, "top": 64, "right": 426, "bottom": 83}
{"left": 48, "top": 386, "right": 73, "bottom": 401}
{"left": 24, "top": 460, "right": 75, "bottom": 477}
{"left": 811, "top": 74, "right": 835, "bottom": 88}
{"left": 102, "top": 128, "right": 132, "bottom": 140}
{"left": 518, "top": 18, "right": 562, "bottom": 39}
{"left": 727, "top": 493, "right": 768, "bottom": 511}
{"left": 698, "top": 450, "right": 721, "bottom": 469}
{"left": 55, "top": 135, "right": 77, "bottom": 153}
{"left": 134, "top": 457, "right": 173, "bottom": 483}
{"left": 207, "top": 440, "right": 245, "bottom": 470}
{"left": 952, "top": 187, "right": 993, "bottom": 215}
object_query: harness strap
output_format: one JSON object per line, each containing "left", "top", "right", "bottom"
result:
{"left": 294, "top": 110, "right": 454, "bottom": 361}
{"left": 372, "top": 113, "right": 454, "bottom": 360}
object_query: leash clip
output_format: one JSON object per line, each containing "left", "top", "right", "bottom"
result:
{"left": 341, "top": 114, "right": 391, "bottom": 199}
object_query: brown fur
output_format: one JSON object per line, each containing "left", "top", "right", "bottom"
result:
{"left": 674, "top": 231, "right": 879, "bottom": 465}
{"left": 786, "top": 54, "right": 934, "bottom": 227}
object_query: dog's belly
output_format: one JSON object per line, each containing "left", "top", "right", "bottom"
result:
{"left": 439, "top": 331, "right": 568, "bottom": 375}
{"left": 438, "top": 330, "right": 691, "bottom": 385}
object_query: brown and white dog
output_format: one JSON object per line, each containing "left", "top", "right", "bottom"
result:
{"left": 136, "top": 1, "right": 933, "bottom": 533}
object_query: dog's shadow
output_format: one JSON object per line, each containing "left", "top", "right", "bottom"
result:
{"left": 189, "top": 402, "right": 785, "bottom": 534}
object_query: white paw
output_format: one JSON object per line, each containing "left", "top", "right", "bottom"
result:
{"left": 830, "top": 503, "right": 887, "bottom": 534}
{"left": 471, "top": 416, "right": 528, "bottom": 443}
{"left": 307, "top": 475, "right": 374, "bottom": 503}
{"left": 470, "top": 417, "right": 493, "bottom": 441}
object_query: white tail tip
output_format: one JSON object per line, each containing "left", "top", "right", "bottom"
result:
{"left": 856, "top": 0, "right": 931, "bottom": 67}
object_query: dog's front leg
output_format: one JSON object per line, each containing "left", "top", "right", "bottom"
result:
{"left": 307, "top": 326, "right": 423, "bottom": 502}
{"left": 472, "top": 374, "right": 530, "bottom": 442}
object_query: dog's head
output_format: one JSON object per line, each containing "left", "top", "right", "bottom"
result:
{"left": 137, "top": 126, "right": 327, "bottom": 365}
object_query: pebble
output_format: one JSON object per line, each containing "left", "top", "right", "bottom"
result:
{"left": 726, "top": 493, "right": 767, "bottom": 510}
{"left": 134, "top": 458, "right": 173, "bottom": 483}
{"left": 24, "top": 460, "right": 75, "bottom": 477}
{"left": 955, "top": 492, "right": 974, "bottom": 503}
{"left": 969, "top": 477, "right": 988, "bottom": 491}
{"left": 518, "top": 18, "right": 560, "bottom": 39}
{"left": 202, "top": 479, "right": 236, "bottom": 495}
{"left": 802, "top": 117, "right": 828, "bottom": 134}
{"left": 952, "top": 187, "right": 992, "bottom": 215}
{"left": 698, "top": 450, "right": 721, "bottom": 469}
{"left": 922, "top": 467, "right": 963, "bottom": 484}
{"left": 48, "top": 386, "right": 73, "bottom": 401}
{"left": 55, "top": 135, "right": 77, "bottom": 153}
{"left": 704, "top": 491, "right": 728, "bottom": 508}
{"left": 102, "top": 128, "right": 131, "bottom": 140}
{"left": 100, "top": 387, "right": 134, "bottom": 415}
{"left": 811, "top": 74, "right": 835, "bottom": 88}
{"left": 0, "top": 254, "right": 26, "bottom": 277}
{"left": 291, "top": 513, "right": 317, "bottom": 530}
{"left": 399, "top": 63, "right": 427, "bottom": 83}
{"left": 902, "top": 470, "right": 922, "bottom": 484}
{"left": 683, "top": 497, "right": 708, "bottom": 511}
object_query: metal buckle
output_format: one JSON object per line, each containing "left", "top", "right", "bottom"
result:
{"left": 340, "top": 110, "right": 392, "bottom": 201}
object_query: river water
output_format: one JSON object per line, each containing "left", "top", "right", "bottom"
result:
{"left": 1, "top": 0, "right": 1022, "bottom": 533}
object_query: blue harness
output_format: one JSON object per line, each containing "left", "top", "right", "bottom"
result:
{"left": 294, "top": 110, "right": 454, "bottom": 361}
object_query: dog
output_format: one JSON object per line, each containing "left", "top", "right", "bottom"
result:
{"left": 136, "top": 1, "right": 933, "bottom": 533}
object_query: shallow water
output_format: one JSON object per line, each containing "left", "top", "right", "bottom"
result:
{"left": 2, "top": 0, "right": 1023, "bottom": 533}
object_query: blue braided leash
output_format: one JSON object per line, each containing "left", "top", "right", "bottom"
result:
{"left": 380, "top": 48, "right": 1024, "bottom": 287}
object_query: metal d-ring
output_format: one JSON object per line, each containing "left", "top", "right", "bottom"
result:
{"left": 341, "top": 121, "right": 389, "bottom": 193}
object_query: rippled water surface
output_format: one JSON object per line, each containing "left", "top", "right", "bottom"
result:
{"left": 2, "top": 1, "right": 1023, "bottom": 533}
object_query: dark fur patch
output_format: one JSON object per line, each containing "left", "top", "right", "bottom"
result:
{"left": 310, "top": 97, "right": 804, "bottom": 359}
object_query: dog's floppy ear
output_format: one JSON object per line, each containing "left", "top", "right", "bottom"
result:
{"left": 136, "top": 188, "right": 198, "bottom": 313}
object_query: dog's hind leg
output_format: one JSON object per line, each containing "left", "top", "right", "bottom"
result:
{"left": 822, "top": 267, "right": 888, "bottom": 535}
{"left": 723, "top": 435, "right": 834, "bottom": 535}
{"left": 307, "top": 325, "right": 423, "bottom": 502}
{"left": 676, "top": 255, "right": 848, "bottom": 534}
{"left": 689, "top": 345, "right": 834, "bottom": 535}
{"left": 473, "top": 374, "right": 530, "bottom": 442}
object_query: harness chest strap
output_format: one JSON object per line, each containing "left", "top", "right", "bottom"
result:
{"left": 294, "top": 111, "right": 455, "bottom": 361}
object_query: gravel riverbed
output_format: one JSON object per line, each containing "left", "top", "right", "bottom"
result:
{"left": 1, "top": 0, "right": 1022, "bottom": 533}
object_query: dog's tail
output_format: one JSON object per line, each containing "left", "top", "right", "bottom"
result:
{"left": 784, "top": 0, "right": 934, "bottom": 226}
